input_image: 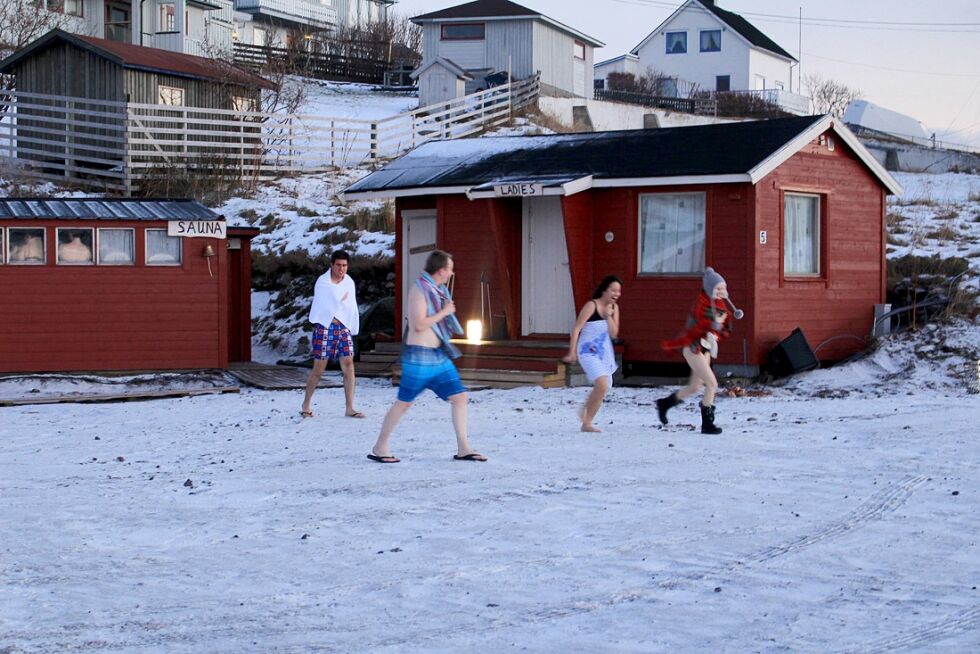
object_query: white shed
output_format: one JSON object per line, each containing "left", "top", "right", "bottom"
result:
{"left": 412, "top": 58, "right": 474, "bottom": 106}
{"left": 593, "top": 54, "right": 639, "bottom": 90}
{"left": 411, "top": 0, "right": 604, "bottom": 103}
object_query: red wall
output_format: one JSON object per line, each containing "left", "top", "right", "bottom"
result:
{"left": 0, "top": 220, "right": 229, "bottom": 373}
{"left": 752, "top": 130, "right": 886, "bottom": 361}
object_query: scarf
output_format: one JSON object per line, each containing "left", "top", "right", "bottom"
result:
{"left": 417, "top": 271, "right": 463, "bottom": 359}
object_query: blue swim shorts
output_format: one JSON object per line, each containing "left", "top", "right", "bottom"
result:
{"left": 397, "top": 345, "right": 467, "bottom": 403}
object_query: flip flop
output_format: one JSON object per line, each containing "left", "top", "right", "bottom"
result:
{"left": 367, "top": 454, "right": 400, "bottom": 464}
{"left": 299, "top": 410, "right": 314, "bottom": 418}
{"left": 453, "top": 453, "right": 487, "bottom": 462}
{"left": 346, "top": 411, "right": 367, "bottom": 419}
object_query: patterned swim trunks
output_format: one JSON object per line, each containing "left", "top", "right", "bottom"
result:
{"left": 312, "top": 320, "right": 354, "bottom": 361}
{"left": 397, "top": 345, "right": 467, "bottom": 402}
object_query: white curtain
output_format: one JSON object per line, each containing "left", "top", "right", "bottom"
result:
{"left": 640, "top": 193, "right": 706, "bottom": 274}
{"left": 99, "top": 229, "right": 134, "bottom": 264}
{"left": 146, "top": 230, "right": 181, "bottom": 264}
{"left": 784, "top": 195, "right": 819, "bottom": 275}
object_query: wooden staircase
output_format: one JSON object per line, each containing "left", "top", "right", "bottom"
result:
{"left": 361, "top": 340, "right": 623, "bottom": 389}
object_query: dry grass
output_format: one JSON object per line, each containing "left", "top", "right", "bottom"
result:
{"left": 283, "top": 204, "right": 320, "bottom": 217}
{"left": 897, "top": 197, "right": 939, "bottom": 207}
{"left": 340, "top": 203, "right": 395, "bottom": 233}
{"left": 515, "top": 107, "right": 577, "bottom": 134}
{"left": 934, "top": 207, "right": 960, "bottom": 221}
{"left": 925, "top": 224, "right": 959, "bottom": 241}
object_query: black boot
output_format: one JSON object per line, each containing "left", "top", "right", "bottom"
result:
{"left": 656, "top": 392, "right": 681, "bottom": 425}
{"left": 700, "top": 404, "right": 723, "bottom": 435}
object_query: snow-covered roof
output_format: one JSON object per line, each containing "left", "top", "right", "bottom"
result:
{"left": 843, "top": 100, "right": 929, "bottom": 143}
{"left": 342, "top": 115, "right": 903, "bottom": 199}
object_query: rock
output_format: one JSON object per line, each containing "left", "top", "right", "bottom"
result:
{"left": 183, "top": 479, "right": 194, "bottom": 488}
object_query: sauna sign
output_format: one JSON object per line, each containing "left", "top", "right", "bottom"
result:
{"left": 493, "top": 182, "right": 544, "bottom": 197}
{"left": 168, "top": 221, "right": 227, "bottom": 239}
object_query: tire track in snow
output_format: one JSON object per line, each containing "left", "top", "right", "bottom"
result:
{"left": 842, "top": 605, "right": 980, "bottom": 653}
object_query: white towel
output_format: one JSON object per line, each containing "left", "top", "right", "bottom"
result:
{"left": 309, "top": 273, "right": 359, "bottom": 335}
{"left": 576, "top": 319, "right": 617, "bottom": 384}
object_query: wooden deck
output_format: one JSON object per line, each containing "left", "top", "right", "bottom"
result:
{"left": 227, "top": 362, "right": 344, "bottom": 391}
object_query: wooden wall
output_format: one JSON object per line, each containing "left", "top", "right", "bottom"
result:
{"left": 0, "top": 220, "right": 229, "bottom": 373}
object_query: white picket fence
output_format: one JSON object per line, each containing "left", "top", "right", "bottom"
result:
{"left": 0, "top": 74, "right": 539, "bottom": 194}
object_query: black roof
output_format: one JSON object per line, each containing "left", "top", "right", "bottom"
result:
{"left": 413, "top": 0, "right": 539, "bottom": 21}
{"left": 700, "top": 1, "right": 796, "bottom": 61}
{"left": 344, "top": 115, "right": 827, "bottom": 194}
{"left": 0, "top": 198, "right": 221, "bottom": 221}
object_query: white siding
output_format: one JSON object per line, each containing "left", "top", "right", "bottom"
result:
{"left": 421, "top": 20, "right": 533, "bottom": 78}
{"left": 594, "top": 56, "right": 639, "bottom": 84}
{"left": 531, "top": 21, "right": 592, "bottom": 97}
{"left": 417, "top": 65, "right": 467, "bottom": 106}
{"left": 439, "top": 40, "right": 486, "bottom": 69}
{"left": 634, "top": 4, "right": 794, "bottom": 93}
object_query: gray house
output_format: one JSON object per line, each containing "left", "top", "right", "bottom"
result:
{"left": 411, "top": 0, "right": 604, "bottom": 106}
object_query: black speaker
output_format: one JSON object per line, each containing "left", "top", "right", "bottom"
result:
{"left": 768, "top": 328, "right": 819, "bottom": 377}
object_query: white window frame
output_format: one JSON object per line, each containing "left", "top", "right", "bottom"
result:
{"left": 97, "top": 227, "right": 136, "bottom": 266}
{"left": 145, "top": 228, "right": 182, "bottom": 266}
{"left": 158, "top": 85, "right": 184, "bottom": 106}
{"left": 440, "top": 23, "right": 485, "bottom": 41}
{"left": 56, "top": 227, "right": 95, "bottom": 266}
{"left": 783, "top": 192, "right": 822, "bottom": 277}
{"left": 5, "top": 227, "right": 47, "bottom": 265}
{"left": 253, "top": 26, "right": 267, "bottom": 47}
{"left": 637, "top": 192, "right": 707, "bottom": 275}
{"left": 159, "top": 3, "right": 176, "bottom": 32}
{"left": 232, "top": 96, "right": 258, "bottom": 112}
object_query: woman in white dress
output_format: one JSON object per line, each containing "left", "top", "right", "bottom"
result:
{"left": 562, "top": 276, "right": 622, "bottom": 432}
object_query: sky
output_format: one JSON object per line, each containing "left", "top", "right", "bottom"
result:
{"left": 393, "top": 0, "right": 980, "bottom": 148}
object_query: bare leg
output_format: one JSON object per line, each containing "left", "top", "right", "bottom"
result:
{"left": 339, "top": 356, "right": 363, "bottom": 416}
{"left": 301, "top": 359, "right": 328, "bottom": 414}
{"left": 449, "top": 393, "right": 484, "bottom": 458}
{"left": 681, "top": 348, "right": 718, "bottom": 405}
{"left": 581, "top": 376, "right": 610, "bottom": 432}
{"left": 372, "top": 400, "right": 411, "bottom": 457}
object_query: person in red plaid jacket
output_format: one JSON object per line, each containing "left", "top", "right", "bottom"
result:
{"left": 657, "top": 268, "right": 741, "bottom": 434}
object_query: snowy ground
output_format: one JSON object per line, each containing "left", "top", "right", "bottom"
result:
{"left": 2, "top": 321, "right": 979, "bottom": 652}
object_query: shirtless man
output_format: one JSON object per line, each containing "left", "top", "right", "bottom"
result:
{"left": 368, "top": 250, "right": 486, "bottom": 463}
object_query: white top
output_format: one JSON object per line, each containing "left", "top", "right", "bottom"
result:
{"left": 309, "top": 273, "right": 359, "bottom": 335}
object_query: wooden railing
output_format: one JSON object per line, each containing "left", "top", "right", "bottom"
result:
{"left": 594, "top": 88, "right": 718, "bottom": 115}
{"left": 232, "top": 43, "right": 392, "bottom": 84}
{"left": 0, "top": 74, "right": 540, "bottom": 194}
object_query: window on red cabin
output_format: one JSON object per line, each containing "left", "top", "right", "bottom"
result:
{"left": 441, "top": 23, "right": 485, "bottom": 40}
{"left": 56, "top": 228, "right": 94, "bottom": 265}
{"left": 784, "top": 193, "right": 821, "bottom": 276}
{"left": 5, "top": 227, "right": 46, "bottom": 265}
{"left": 638, "top": 192, "right": 706, "bottom": 274}
{"left": 98, "top": 228, "right": 135, "bottom": 265}
{"left": 146, "top": 229, "right": 182, "bottom": 266}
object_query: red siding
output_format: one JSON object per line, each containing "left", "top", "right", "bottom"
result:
{"left": 753, "top": 130, "right": 886, "bottom": 362}
{"left": 0, "top": 220, "right": 228, "bottom": 373}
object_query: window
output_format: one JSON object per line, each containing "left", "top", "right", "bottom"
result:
{"left": 146, "top": 229, "right": 181, "bottom": 265}
{"left": 573, "top": 41, "right": 586, "bottom": 60}
{"left": 700, "top": 29, "right": 721, "bottom": 52}
{"left": 56, "top": 228, "right": 94, "bottom": 265}
{"left": 594, "top": 78, "right": 605, "bottom": 90}
{"left": 253, "top": 26, "right": 267, "bottom": 47}
{"left": 665, "top": 31, "right": 687, "bottom": 54}
{"left": 638, "top": 193, "right": 706, "bottom": 274}
{"left": 232, "top": 96, "right": 258, "bottom": 112}
{"left": 158, "top": 85, "right": 184, "bottom": 106}
{"left": 784, "top": 193, "right": 821, "bottom": 276}
{"left": 39, "top": 0, "right": 83, "bottom": 16}
{"left": 440, "top": 23, "right": 485, "bottom": 40}
{"left": 715, "top": 75, "right": 730, "bottom": 92}
{"left": 98, "top": 228, "right": 135, "bottom": 265}
{"left": 7, "top": 228, "right": 46, "bottom": 265}
{"left": 159, "top": 3, "right": 176, "bottom": 31}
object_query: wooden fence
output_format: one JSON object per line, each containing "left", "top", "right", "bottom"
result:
{"left": 0, "top": 74, "right": 539, "bottom": 194}
{"left": 232, "top": 43, "right": 391, "bottom": 84}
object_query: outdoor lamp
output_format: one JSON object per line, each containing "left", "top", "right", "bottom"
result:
{"left": 466, "top": 320, "right": 482, "bottom": 343}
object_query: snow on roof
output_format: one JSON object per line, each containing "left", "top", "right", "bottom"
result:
{"left": 843, "top": 100, "right": 929, "bottom": 142}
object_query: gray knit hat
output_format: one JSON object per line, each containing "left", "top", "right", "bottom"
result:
{"left": 702, "top": 267, "right": 726, "bottom": 297}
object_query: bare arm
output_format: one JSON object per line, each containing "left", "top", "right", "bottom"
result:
{"left": 562, "top": 301, "right": 594, "bottom": 363}
{"left": 607, "top": 302, "right": 620, "bottom": 339}
{"left": 408, "top": 285, "right": 454, "bottom": 333}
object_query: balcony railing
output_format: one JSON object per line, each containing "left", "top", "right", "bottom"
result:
{"left": 235, "top": 0, "right": 336, "bottom": 29}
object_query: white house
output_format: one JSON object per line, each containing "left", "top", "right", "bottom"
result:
{"left": 629, "top": 0, "right": 809, "bottom": 114}
{"left": 232, "top": 0, "right": 394, "bottom": 49}
{"left": 20, "top": 0, "right": 236, "bottom": 56}
{"left": 593, "top": 53, "right": 638, "bottom": 90}
{"left": 411, "top": 0, "right": 604, "bottom": 107}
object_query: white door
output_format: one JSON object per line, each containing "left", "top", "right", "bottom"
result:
{"left": 522, "top": 197, "right": 575, "bottom": 335}
{"left": 573, "top": 58, "right": 586, "bottom": 96}
{"left": 401, "top": 209, "right": 437, "bottom": 331}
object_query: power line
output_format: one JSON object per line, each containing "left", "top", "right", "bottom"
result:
{"left": 803, "top": 51, "right": 980, "bottom": 78}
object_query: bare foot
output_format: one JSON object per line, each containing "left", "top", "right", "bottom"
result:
{"left": 581, "top": 424, "right": 601, "bottom": 433}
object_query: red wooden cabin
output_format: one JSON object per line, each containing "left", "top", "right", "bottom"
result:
{"left": 0, "top": 199, "right": 258, "bottom": 373}
{"left": 343, "top": 115, "right": 902, "bottom": 374}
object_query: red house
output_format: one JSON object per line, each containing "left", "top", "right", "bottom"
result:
{"left": 342, "top": 115, "right": 902, "bottom": 374}
{"left": 0, "top": 199, "right": 258, "bottom": 373}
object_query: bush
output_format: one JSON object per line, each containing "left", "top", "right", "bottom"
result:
{"left": 712, "top": 92, "right": 787, "bottom": 119}
{"left": 886, "top": 254, "right": 975, "bottom": 325}
{"left": 340, "top": 202, "right": 395, "bottom": 232}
